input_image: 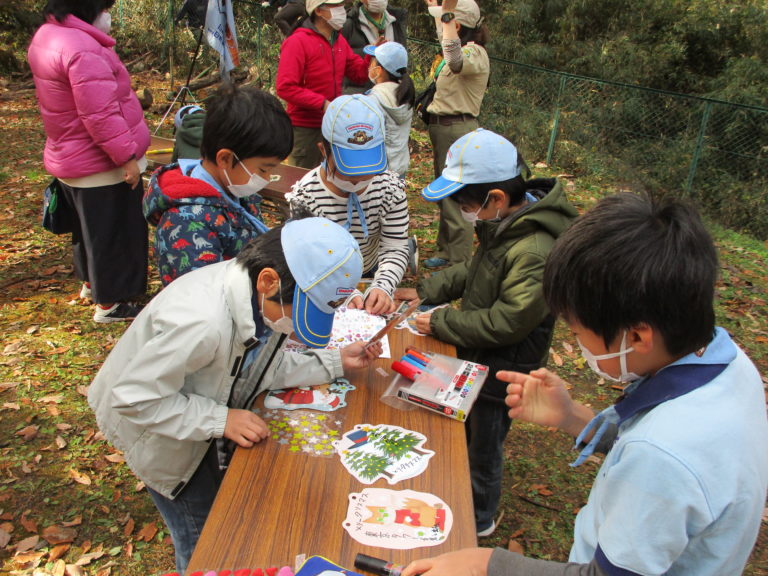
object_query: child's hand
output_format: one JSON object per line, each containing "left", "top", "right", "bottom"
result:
{"left": 415, "top": 312, "right": 433, "bottom": 334}
{"left": 341, "top": 340, "right": 383, "bottom": 371}
{"left": 401, "top": 548, "right": 493, "bottom": 576}
{"left": 394, "top": 287, "right": 419, "bottom": 302}
{"left": 500, "top": 368, "right": 589, "bottom": 437}
{"left": 365, "top": 288, "right": 395, "bottom": 315}
{"left": 224, "top": 409, "right": 269, "bottom": 448}
{"left": 346, "top": 295, "right": 365, "bottom": 309}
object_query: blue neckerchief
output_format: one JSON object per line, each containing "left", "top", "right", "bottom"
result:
{"left": 525, "top": 191, "right": 538, "bottom": 203}
{"left": 179, "top": 159, "right": 269, "bottom": 235}
{"left": 347, "top": 192, "right": 369, "bottom": 240}
{"left": 571, "top": 327, "right": 736, "bottom": 466}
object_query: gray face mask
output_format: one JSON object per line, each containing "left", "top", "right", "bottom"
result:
{"left": 261, "top": 281, "right": 294, "bottom": 335}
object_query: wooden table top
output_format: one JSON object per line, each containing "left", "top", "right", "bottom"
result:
{"left": 186, "top": 329, "right": 476, "bottom": 574}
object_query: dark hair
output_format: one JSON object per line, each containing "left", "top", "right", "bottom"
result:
{"left": 543, "top": 192, "right": 718, "bottom": 356}
{"left": 450, "top": 176, "right": 527, "bottom": 208}
{"left": 200, "top": 84, "right": 294, "bottom": 163}
{"left": 394, "top": 72, "right": 416, "bottom": 108}
{"left": 458, "top": 22, "right": 490, "bottom": 47}
{"left": 236, "top": 226, "right": 296, "bottom": 303}
{"left": 45, "top": 0, "right": 114, "bottom": 24}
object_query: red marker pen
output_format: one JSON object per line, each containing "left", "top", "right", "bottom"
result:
{"left": 391, "top": 360, "right": 422, "bottom": 381}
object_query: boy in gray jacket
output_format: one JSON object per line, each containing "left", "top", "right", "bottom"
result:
{"left": 88, "top": 217, "right": 382, "bottom": 574}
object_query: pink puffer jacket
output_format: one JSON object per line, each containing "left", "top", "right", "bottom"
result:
{"left": 27, "top": 15, "right": 150, "bottom": 179}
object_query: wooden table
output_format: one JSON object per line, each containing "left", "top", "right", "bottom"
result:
{"left": 187, "top": 329, "right": 476, "bottom": 573}
{"left": 145, "top": 134, "right": 307, "bottom": 220}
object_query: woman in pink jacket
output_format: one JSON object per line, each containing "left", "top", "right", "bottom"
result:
{"left": 276, "top": 0, "right": 371, "bottom": 169}
{"left": 28, "top": 0, "right": 150, "bottom": 323}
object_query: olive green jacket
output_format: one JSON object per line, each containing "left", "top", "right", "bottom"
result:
{"left": 418, "top": 178, "right": 577, "bottom": 402}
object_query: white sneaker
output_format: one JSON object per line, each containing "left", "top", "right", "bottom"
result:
{"left": 477, "top": 520, "right": 496, "bottom": 538}
{"left": 93, "top": 302, "right": 143, "bottom": 324}
{"left": 79, "top": 282, "right": 92, "bottom": 300}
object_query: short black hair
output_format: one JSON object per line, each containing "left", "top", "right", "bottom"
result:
{"left": 236, "top": 226, "right": 296, "bottom": 303}
{"left": 449, "top": 176, "right": 527, "bottom": 208}
{"left": 45, "top": 0, "right": 114, "bottom": 24}
{"left": 543, "top": 192, "right": 718, "bottom": 356}
{"left": 200, "top": 84, "right": 294, "bottom": 163}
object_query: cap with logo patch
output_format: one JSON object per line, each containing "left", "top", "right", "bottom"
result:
{"left": 281, "top": 217, "right": 363, "bottom": 348}
{"left": 422, "top": 128, "right": 520, "bottom": 201}
{"left": 321, "top": 94, "right": 387, "bottom": 176}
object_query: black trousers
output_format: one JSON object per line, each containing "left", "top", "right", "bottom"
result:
{"left": 61, "top": 180, "right": 148, "bottom": 304}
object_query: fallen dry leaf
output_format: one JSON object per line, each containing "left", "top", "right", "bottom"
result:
{"left": 0, "top": 382, "right": 19, "bottom": 390}
{"left": 74, "top": 545, "right": 104, "bottom": 566}
{"left": 15, "top": 534, "right": 40, "bottom": 552}
{"left": 55, "top": 436, "right": 67, "bottom": 449}
{"left": 52, "top": 558, "right": 66, "bottom": 576}
{"left": 550, "top": 349, "right": 564, "bottom": 367}
{"left": 3, "top": 402, "right": 20, "bottom": 411}
{"left": 62, "top": 516, "right": 82, "bottom": 528}
{"left": 76, "top": 385, "right": 89, "bottom": 397}
{"left": 66, "top": 563, "right": 85, "bottom": 576}
{"left": 16, "top": 425, "right": 39, "bottom": 442}
{"left": 135, "top": 522, "right": 158, "bottom": 542}
{"left": 20, "top": 512, "right": 37, "bottom": 533}
{"left": 56, "top": 423, "right": 73, "bottom": 431}
{"left": 42, "top": 525, "right": 77, "bottom": 545}
{"left": 12, "top": 549, "right": 45, "bottom": 569}
{"left": 48, "top": 543, "right": 71, "bottom": 562}
{"left": 123, "top": 517, "right": 134, "bottom": 538}
{"left": 104, "top": 452, "right": 125, "bottom": 464}
{"left": 39, "top": 394, "right": 63, "bottom": 404}
{"left": 68, "top": 469, "right": 91, "bottom": 486}
{"left": 0, "top": 527, "right": 11, "bottom": 548}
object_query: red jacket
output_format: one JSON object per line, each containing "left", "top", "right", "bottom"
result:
{"left": 276, "top": 24, "right": 369, "bottom": 128}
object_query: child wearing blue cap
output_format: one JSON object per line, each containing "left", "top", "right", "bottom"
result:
{"left": 401, "top": 193, "right": 768, "bottom": 576}
{"left": 395, "top": 128, "right": 577, "bottom": 537}
{"left": 288, "top": 94, "right": 410, "bottom": 315}
{"left": 144, "top": 85, "right": 293, "bottom": 286}
{"left": 88, "top": 217, "right": 383, "bottom": 574}
{"left": 364, "top": 42, "right": 414, "bottom": 178}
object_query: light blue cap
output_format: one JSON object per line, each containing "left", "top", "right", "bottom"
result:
{"left": 174, "top": 104, "right": 203, "bottom": 129}
{"left": 363, "top": 42, "right": 408, "bottom": 78}
{"left": 281, "top": 217, "right": 363, "bottom": 348}
{"left": 422, "top": 128, "right": 520, "bottom": 201}
{"left": 321, "top": 94, "right": 387, "bottom": 177}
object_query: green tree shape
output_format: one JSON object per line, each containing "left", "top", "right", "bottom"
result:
{"left": 369, "top": 426, "right": 429, "bottom": 460}
{"left": 345, "top": 449, "right": 392, "bottom": 481}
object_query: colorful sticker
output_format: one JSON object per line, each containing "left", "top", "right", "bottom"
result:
{"left": 343, "top": 488, "right": 452, "bottom": 549}
{"left": 264, "top": 379, "right": 354, "bottom": 412}
{"left": 334, "top": 424, "right": 434, "bottom": 485}
{"left": 283, "top": 307, "right": 392, "bottom": 358}
{"left": 253, "top": 407, "right": 342, "bottom": 457}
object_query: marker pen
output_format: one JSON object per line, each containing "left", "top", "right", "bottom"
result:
{"left": 391, "top": 360, "right": 422, "bottom": 381}
{"left": 354, "top": 553, "right": 404, "bottom": 576}
{"left": 404, "top": 347, "right": 432, "bottom": 364}
{"left": 401, "top": 355, "right": 427, "bottom": 372}
{"left": 402, "top": 352, "right": 427, "bottom": 369}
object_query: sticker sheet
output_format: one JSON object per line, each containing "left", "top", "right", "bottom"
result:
{"left": 253, "top": 407, "right": 342, "bottom": 457}
{"left": 334, "top": 424, "right": 434, "bottom": 485}
{"left": 283, "top": 307, "right": 391, "bottom": 358}
{"left": 343, "top": 488, "right": 453, "bottom": 549}
{"left": 395, "top": 303, "right": 449, "bottom": 335}
{"left": 263, "top": 379, "right": 354, "bottom": 412}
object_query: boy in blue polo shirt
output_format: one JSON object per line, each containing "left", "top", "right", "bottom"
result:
{"left": 401, "top": 193, "right": 768, "bottom": 576}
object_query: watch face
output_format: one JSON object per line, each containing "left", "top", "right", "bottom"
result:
{"left": 440, "top": 12, "right": 455, "bottom": 23}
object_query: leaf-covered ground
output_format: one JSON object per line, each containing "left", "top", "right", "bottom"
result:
{"left": 0, "top": 72, "right": 766, "bottom": 576}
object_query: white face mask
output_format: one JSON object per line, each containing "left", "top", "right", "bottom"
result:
{"left": 223, "top": 155, "right": 270, "bottom": 198}
{"left": 366, "top": 0, "right": 388, "bottom": 13}
{"left": 368, "top": 65, "right": 380, "bottom": 84}
{"left": 577, "top": 331, "right": 642, "bottom": 383}
{"left": 93, "top": 11, "right": 112, "bottom": 34}
{"left": 459, "top": 193, "right": 500, "bottom": 226}
{"left": 261, "top": 282, "right": 294, "bottom": 335}
{"left": 325, "top": 6, "right": 347, "bottom": 30}
{"left": 324, "top": 162, "right": 373, "bottom": 193}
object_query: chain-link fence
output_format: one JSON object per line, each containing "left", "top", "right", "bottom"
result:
{"left": 116, "top": 1, "right": 768, "bottom": 238}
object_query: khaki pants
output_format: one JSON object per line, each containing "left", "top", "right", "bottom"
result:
{"left": 429, "top": 118, "right": 479, "bottom": 264}
{"left": 286, "top": 126, "right": 323, "bottom": 169}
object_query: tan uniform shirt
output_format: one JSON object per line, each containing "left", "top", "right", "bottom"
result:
{"left": 427, "top": 42, "right": 490, "bottom": 117}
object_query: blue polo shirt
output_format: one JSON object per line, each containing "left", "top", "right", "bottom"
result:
{"left": 570, "top": 327, "right": 768, "bottom": 575}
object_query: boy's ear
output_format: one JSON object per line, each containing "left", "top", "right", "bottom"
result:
{"left": 256, "top": 268, "right": 281, "bottom": 298}
{"left": 488, "top": 189, "right": 507, "bottom": 208}
{"left": 628, "top": 323, "right": 655, "bottom": 355}
{"left": 215, "top": 149, "right": 236, "bottom": 170}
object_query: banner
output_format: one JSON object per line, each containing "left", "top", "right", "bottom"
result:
{"left": 205, "top": 0, "right": 240, "bottom": 81}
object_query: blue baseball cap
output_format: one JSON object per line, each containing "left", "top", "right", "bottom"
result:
{"left": 174, "top": 104, "right": 204, "bottom": 129}
{"left": 282, "top": 217, "right": 363, "bottom": 348}
{"left": 321, "top": 95, "right": 387, "bottom": 177}
{"left": 422, "top": 129, "right": 520, "bottom": 201}
{"left": 363, "top": 42, "right": 408, "bottom": 78}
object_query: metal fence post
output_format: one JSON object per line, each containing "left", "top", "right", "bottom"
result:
{"left": 546, "top": 76, "right": 567, "bottom": 165}
{"left": 686, "top": 101, "right": 713, "bottom": 199}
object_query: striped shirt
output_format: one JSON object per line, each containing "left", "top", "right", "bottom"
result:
{"left": 287, "top": 168, "right": 409, "bottom": 296}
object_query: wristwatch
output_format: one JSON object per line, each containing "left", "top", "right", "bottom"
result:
{"left": 440, "top": 12, "right": 456, "bottom": 23}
